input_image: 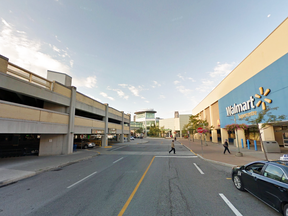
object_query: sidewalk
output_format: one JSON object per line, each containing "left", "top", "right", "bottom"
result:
{"left": 0, "top": 139, "right": 148, "bottom": 187}
{"left": 178, "top": 138, "right": 287, "bottom": 167}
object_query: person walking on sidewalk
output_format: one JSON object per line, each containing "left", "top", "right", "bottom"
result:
{"left": 223, "top": 139, "right": 231, "bottom": 154}
{"left": 169, "top": 140, "right": 176, "bottom": 154}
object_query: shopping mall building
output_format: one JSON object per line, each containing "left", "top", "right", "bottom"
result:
{"left": 192, "top": 17, "right": 288, "bottom": 149}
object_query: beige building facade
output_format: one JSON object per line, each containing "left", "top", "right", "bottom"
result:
{"left": 0, "top": 55, "right": 130, "bottom": 157}
{"left": 192, "top": 17, "right": 288, "bottom": 149}
{"left": 159, "top": 112, "right": 190, "bottom": 138}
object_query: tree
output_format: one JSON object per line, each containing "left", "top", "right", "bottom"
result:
{"left": 160, "top": 126, "right": 166, "bottom": 138}
{"left": 148, "top": 125, "right": 161, "bottom": 137}
{"left": 186, "top": 114, "right": 214, "bottom": 142}
{"left": 135, "top": 127, "right": 143, "bottom": 134}
{"left": 199, "top": 119, "right": 214, "bottom": 145}
{"left": 182, "top": 124, "right": 188, "bottom": 138}
{"left": 242, "top": 107, "right": 286, "bottom": 160}
{"left": 186, "top": 114, "right": 202, "bottom": 142}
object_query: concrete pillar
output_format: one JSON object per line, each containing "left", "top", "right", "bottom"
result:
{"left": 0, "top": 54, "right": 8, "bottom": 74}
{"left": 116, "top": 134, "right": 120, "bottom": 142}
{"left": 211, "top": 129, "right": 218, "bottom": 143}
{"left": 63, "top": 86, "right": 76, "bottom": 155}
{"left": 102, "top": 103, "right": 109, "bottom": 147}
{"left": 39, "top": 134, "right": 66, "bottom": 156}
{"left": 220, "top": 128, "right": 228, "bottom": 144}
{"left": 236, "top": 129, "right": 246, "bottom": 148}
{"left": 120, "top": 111, "right": 124, "bottom": 143}
{"left": 259, "top": 124, "right": 275, "bottom": 141}
{"left": 128, "top": 114, "right": 131, "bottom": 142}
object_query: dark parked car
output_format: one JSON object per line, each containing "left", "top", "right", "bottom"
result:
{"left": 74, "top": 139, "right": 95, "bottom": 149}
{"left": 232, "top": 156, "right": 288, "bottom": 216}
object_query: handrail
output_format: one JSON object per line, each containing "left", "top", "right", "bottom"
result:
{"left": 7, "top": 62, "right": 53, "bottom": 90}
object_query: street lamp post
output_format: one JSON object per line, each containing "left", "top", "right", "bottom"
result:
{"left": 234, "top": 115, "right": 243, "bottom": 157}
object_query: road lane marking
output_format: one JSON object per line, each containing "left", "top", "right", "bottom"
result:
{"left": 67, "top": 171, "right": 97, "bottom": 189}
{"left": 155, "top": 156, "right": 198, "bottom": 158}
{"left": 193, "top": 163, "right": 204, "bottom": 174}
{"left": 110, "top": 146, "right": 127, "bottom": 151}
{"left": 104, "top": 146, "right": 112, "bottom": 148}
{"left": 113, "top": 157, "right": 124, "bottom": 164}
{"left": 219, "top": 193, "right": 243, "bottom": 216}
{"left": 226, "top": 178, "right": 232, "bottom": 180}
{"left": 118, "top": 156, "right": 155, "bottom": 216}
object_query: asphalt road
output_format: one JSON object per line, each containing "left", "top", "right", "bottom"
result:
{"left": 0, "top": 139, "right": 279, "bottom": 216}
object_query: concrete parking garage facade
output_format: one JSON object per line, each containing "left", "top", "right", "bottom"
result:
{"left": 0, "top": 55, "right": 130, "bottom": 156}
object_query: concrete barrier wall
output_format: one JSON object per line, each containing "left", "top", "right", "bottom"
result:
{"left": 52, "top": 82, "right": 71, "bottom": 98}
{"left": 108, "top": 107, "right": 122, "bottom": 117}
{"left": 108, "top": 123, "right": 122, "bottom": 130}
{"left": 76, "top": 92, "right": 105, "bottom": 111}
{"left": 0, "top": 102, "right": 69, "bottom": 124}
{"left": 74, "top": 116, "right": 105, "bottom": 128}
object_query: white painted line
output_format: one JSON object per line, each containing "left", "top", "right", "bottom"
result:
{"left": 155, "top": 156, "right": 198, "bottom": 158}
{"left": 219, "top": 193, "right": 243, "bottom": 216}
{"left": 113, "top": 157, "right": 124, "bottom": 164}
{"left": 193, "top": 163, "right": 204, "bottom": 174}
{"left": 67, "top": 171, "right": 97, "bottom": 189}
{"left": 111, "top": 146, "right": 127, "bottom": 151}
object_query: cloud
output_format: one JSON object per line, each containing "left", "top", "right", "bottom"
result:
{"left": 100, "top": 92, "right": 114, "bottom": 101}
{"left": 267, "top": 14, "right": 271, "bottom": 18}
{"left": 172, "top": 16, "right": 183, "bottom": 22}
{"left": 209, "top": 62, "right": 236, "bottom": 77}
{"left": 55, "top": 35, "right": 61, "bottom": 42}
{"left": 145, "top": 100, "right": 150, "bottom": 103}
{"left": 119, "top": 84, "right": 128, "bottom": 88}
{"left": 52, "top": 45, "right": 60, "bottom": 52}
{"left": 160, "top": 95, "right": 166, "bottom": 99}
{"left": 0, "top": 18, "right": 71, "bottom": 78}
{"left": 72, "top": 76, "right": 97, "bottom": 88}
{"left": 174, "top": 80, "right": 180, "bottom": 85}
{"left": 119, "top": 84, "right": 146, "bottom": 98}
{"left": 196, "top": 79, "right": 215, "bottom": 93}
{"left": 152, "top": 80, "right": 161, "bottom": 88}
{"left": 176, "top": 86, "right": 193, "bottom": 95}
{"left": 177, "top": 74, "right": 185, "bottom": 80}
{"left": 188, "top": 77, "right": 196, "bottom": 82}
{"left": 107, "top": 86, "right": 129, "bottom": 100}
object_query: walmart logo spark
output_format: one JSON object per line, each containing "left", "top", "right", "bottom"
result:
{"left": 255, "top": 87, "right": 272, "bottom": 110}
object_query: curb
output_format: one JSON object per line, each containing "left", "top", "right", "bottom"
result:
{"left": 0, "top": 152, "right": 101, "bottom": 187}
{"left": 181, "top": 143, "right": 236, "bottom": 168}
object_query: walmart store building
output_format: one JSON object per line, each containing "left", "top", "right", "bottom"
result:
{"left": 192, "top": 17, "right": 288, "bottom": 149}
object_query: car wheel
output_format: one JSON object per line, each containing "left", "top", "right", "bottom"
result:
{"left": 283, "top": 204, "right": 288, "bottom": 216}
{"left": 233, "top": 175, "right": 244, "bottom": 191}
{"left": 84, "top": 145, "right": 88, "bottom": 149}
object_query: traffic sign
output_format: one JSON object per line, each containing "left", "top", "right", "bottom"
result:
{"left": 197, "top": 127, "right": 203, "bottom": 134}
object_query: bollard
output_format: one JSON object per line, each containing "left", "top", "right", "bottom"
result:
{"left": 247, "top": 139, "right": 250, "bottom": 150}
{"left": 241, "top": 139, "right": 244, "bottom": 148}
{"left": 254, "top": 140, "right": 257, "bottom": 151}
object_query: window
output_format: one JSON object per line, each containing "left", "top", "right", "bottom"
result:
{"left": 245, "top": 163, "right": 265, "bottom": 174}
{"left": 263, "top": 165, "right": 285, "bottom": 182}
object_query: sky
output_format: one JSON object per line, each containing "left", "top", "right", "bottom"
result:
{"left": 0, "top": 1, "right": 287, "bottom": 119}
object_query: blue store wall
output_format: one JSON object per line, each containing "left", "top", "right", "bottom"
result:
{"left": 218, "top": 53, "right": 288, "bottom": 127}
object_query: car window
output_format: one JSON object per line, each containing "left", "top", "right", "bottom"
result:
{"left": 245, "top": 163, "right": 265, "bottom": 174}
{"left": 281, "top": 174, "right": 288, "bottom": 184}
{"left": 263, "top": 165, "right": 284, "bottom": 182}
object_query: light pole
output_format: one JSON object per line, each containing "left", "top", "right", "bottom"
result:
{"left": 234, "top": 115, "right": 243, "bottom": 157}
